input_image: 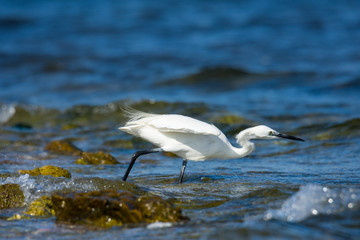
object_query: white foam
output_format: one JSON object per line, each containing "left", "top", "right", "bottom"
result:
{"left": 146, "top": 222, "right": 173, "bottom": 229}
{"left": 265, "top": 184, "right": 360, "bottom": 222}
{"left": 3, "top": 174, "right": 36, "bottom": 202}
{"left": 1, "top": 175, "right": 94, "bottom": 204}
{"left": 0, "top": 103, "right": 16, "bottom": 124}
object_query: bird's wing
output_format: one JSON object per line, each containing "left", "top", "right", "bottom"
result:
{"left": 147, "top": 114, "right": 222, "bottom": 136}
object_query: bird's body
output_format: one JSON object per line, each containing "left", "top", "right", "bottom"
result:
{"left": 119, "top": 108, "right": 304, "bottom": 183}
{"left": 120, "top": 112, "right": 250, "bottom": 161}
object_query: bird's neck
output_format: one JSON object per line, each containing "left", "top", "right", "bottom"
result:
{"left": 231, "top": 135, "right": 255, "bottom": 158}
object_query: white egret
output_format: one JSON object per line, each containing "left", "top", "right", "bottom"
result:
{"left": 119, "top": 109, "right": 304, "bottom": 183}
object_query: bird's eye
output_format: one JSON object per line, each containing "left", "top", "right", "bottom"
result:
{"left": 269, "top": 131, "right": 274, "bottom": 136}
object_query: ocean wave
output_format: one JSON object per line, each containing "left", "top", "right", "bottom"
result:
{"left": 0, "top": 103, "right": 15, "bottom": 124}
{"left": 0, "top": 174, "right": 145, "bottom": 205}
{"left": 303, "top": 118, "right": 360, "bottom": 140}
{"left": 1, "top": 174, "right": 92, "bottom": 204}
{"left": 264, "top": 184, "right": 359, "bottom": 222}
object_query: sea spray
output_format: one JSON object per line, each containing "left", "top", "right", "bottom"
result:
{"left": 264, "top": 184, "right": 360, "bottom": 222}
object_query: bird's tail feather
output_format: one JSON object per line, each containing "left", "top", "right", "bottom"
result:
{"left": 120, "top": 105, "right": 156, "bottom": 122}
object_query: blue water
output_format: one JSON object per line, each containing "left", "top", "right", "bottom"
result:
{"left": 1, "top": 0, "right": 360, "bottom": 108}
{"left": 1, "top": 0, "right": 360, "bottom": 239}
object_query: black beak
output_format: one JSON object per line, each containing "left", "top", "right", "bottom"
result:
{"left": 274, "top": 132, "right": 305, "bottom": 142}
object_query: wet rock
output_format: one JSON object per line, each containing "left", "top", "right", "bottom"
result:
{"left": 75, "top": 151, "right": 118, "bottom": 165}
{"left": 19, "top": 165, "right": 71, "bottom": 178}
{"left": 314, "top": 118, "right": 360, "bottom": 140}
{"left": 11, "top": 122, "right": 33, "bottom": 129}
{"left": 45, "top": 139, "right": 82, "bottom": 156}
{"left": 128, "top": 100, "right": 211, "bottom": 118}
{"left": 0, "top": 173, "right": 15, "bottom": 178}
{"left": 74, "top": 177, "right": 147, "bottom": 196}
{"left": 157, "top": 67, "right": 259, "bottom": 92}
{"left": 209, "top": 114, "right": 255, "bottom": 136}
{"left": 51, "top": 190, "right": 188, "bottom": 228}
{"left": 8, "top": 196, "right": 55, "bottom": 220}
{"left": 0, "top": 184, "right": 25, "bottom": 209}
{"left": 0, "top": 160, "right": 19, "bottom": 165}
{"left": 136, "top": 195, "right": 188, "bottom": 223}
{"left": 162, "top": 152, "right": 178, "bottom": 158}
{"left": 43, "top": 62, "right": 64, "bottom": 73}
{"left": 7, "top": 213, "right": 31, "bottom": 220}
{"left": 23, "top": 195, "right": 55, "bottom": 216}
{"left": 61, "top": 123, "right": 80, "bottom": 130}
{"left": 211, "top": 114, "right": 250, "bottom": 125}
{"left": 103, "top": 139, "right": 134, "bottom": 149}
{"left": 5, "top": 105, "right": 60, "bottom": 128}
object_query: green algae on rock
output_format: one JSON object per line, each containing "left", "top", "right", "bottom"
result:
{"left": 0, "top": 184, "right": 25, "bottom": 209}
{"left": 4, "top": 105, "right": 60, "bottom": 128}
{"left": 45, "top": 140, "right": 82, "bottom": 156}
{"left": 156, "top": 67, "right": 261, "bottom": 92}
{"left": 313, "top": 118, "right": 360, "bottom": 140}
{"left": 51, "top": 190, "right": 189, "bottom": 228}
{"left": 211, "top": 114, "right": 251, "bottom": 125}
{"left": 103, "top": 139, "right": 134, "bottom": 149}
{"left": 23, "top": 195, "right": 55, "bottom": 216}
{"left": 8, "top": 196, "right": 55, "bottom": 220}
{"left": 136, "top": 195, "right": 188, "bottom": 223}
{"left": 19, "top": 165, "right": 71, "bottom": 178}
{"left": 75, "top": 151, "right": 119, "bottom": 165}
{"left": 61, "top": 123, "right": 81, "bottom": 130}
{"left": 73, "top": 177, "right": 147, "bottom": 196}
{"left": 162, "top": 151, "right": 178, "bottom": 158}
{"left": 127, "top": 99, "right": 212, "bottom": 118}
{"left": 7, "top": 214, "right": 31, "bottom": 221}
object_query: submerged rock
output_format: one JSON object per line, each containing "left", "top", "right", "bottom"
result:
{"left": 61, "top": 123, "right": 80, "bottom": 130}
{"left": 23, "top": 195, "right": 55, "bottom": 216}
{"left": 136, "top": 195, "right": 187, "bottom": 223}
{"left": 0, "top": 184, "right": 25, "bottom": 209}
{"left": 19, "top": 165, "right": 71, "bottom": 178}
{"left": 45, "top": 140, "right": 82, "bottom": 156}
{"left": 314, "top": 118, "right": 360, "bottom": 140}
{"left": 103, "top": 139, "right": 134, "bottom": 149}
{"left": 8, "top": 195, "right": 55, "bottom": 220}
{"left": 4, "top": 105, "right": 61, "bottom": 128}
{"left": 11, "top": 122, "right": 33, "bottom": 129}
{"left": 157, "top": 67, "right": 259, "bottom": 92}
{"left": 75, "top": 151, "right": 119, "bottom": 165}
{"left": 7, "top": 214, "right": 31, "bottom": 220}
{"left": 211, "top": 114, "right": 250, "bottom": 125}
{"left": 162, "top": 152, "right": 178, "bottom": 158}
{"left": 51, "top": 190, "right": 188, "bottom": 228}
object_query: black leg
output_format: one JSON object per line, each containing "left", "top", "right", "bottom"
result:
{"left": 122, "top": 150, "right": 158, "bottom": 181}
{"left": 178, "top": 159, "right": 188, "bottom": 184}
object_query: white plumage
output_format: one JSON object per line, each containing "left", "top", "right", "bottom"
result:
{"left": 119, "top": 108, "right": 304, "bottom": 183}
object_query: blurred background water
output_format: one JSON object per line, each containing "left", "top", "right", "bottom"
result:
{"left": 0, "top": 0, "right": 359, "bottom": 239}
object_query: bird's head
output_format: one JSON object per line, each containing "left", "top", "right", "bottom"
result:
{"left": 236, "top": 125, "right": 304, "bottom": 143}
